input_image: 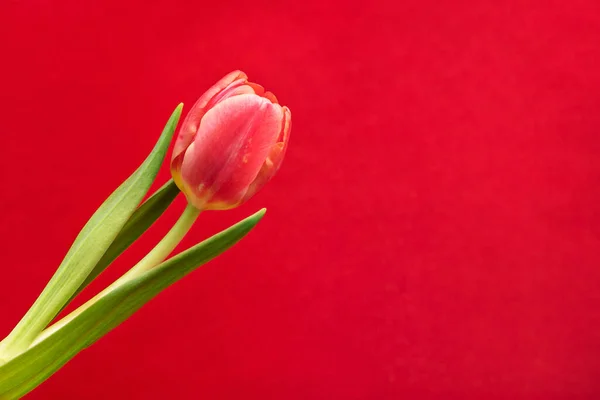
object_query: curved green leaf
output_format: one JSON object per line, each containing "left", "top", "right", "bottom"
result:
{"left": 0, "top": 208, "right": 265, "bottom": 399}
{"left": 0, "top": 105, "right": 182, "bottom": 359}
{"left": 63, "top": 179, "right": 181, "bottom": 309}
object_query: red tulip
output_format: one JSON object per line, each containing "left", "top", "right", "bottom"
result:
{"left": 171, "top": 71, "right": 291, "bottom": 210}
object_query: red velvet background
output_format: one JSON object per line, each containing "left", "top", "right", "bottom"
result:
{"left": 1, "top": 0, "right": 600, "bottom": 399}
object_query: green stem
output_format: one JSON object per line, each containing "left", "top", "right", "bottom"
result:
{"left": 118, "top": 203, "right": 200, "bottom": 281}
{"left": 32, "top": 203, "right": 200, "bottom": 347}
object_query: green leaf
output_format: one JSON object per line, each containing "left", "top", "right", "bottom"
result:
{"left": 63, "top": 179, "right": 181, "bottom": 310}
{"left": 0, "top": 105, "right": 183, "bottom": 359}
{"left": 0, "top": 209, "right": 265, "bottom": 400}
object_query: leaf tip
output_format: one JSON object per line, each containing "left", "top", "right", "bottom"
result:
{"left": 172, "top": 103, "right": 184, "bottom": 119}
{"left": 243, "top": 208, "right": 266, "bottom": 228}
{"left": 256, "top": 208, "right": 267, "bottom": 219}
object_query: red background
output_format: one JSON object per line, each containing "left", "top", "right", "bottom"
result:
{"left": 1, "top": 0, "right": 600, "bottom": 399}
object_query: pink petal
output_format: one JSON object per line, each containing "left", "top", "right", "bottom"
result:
{"left": 264, "top": 91, "right": 279, "bottom": 104}
{"left": 180, "top": 93, "right": 284, "bottom": 210}
{"left": 206, "top": 80, "right": 255, "bottom": 108}
{"left": 243, "top": 106, "right": 292, "bottom": 201}
{"left": 172, "top": 70, "right": 247, "bottom": 164}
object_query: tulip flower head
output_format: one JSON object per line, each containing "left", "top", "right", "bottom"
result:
{"left": 171, "top": 71, "right": 291, "bottom": 210}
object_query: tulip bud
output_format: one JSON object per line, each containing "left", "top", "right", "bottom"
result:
{"left": 171, "top": 71, "right": 291, "bottom": 210}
